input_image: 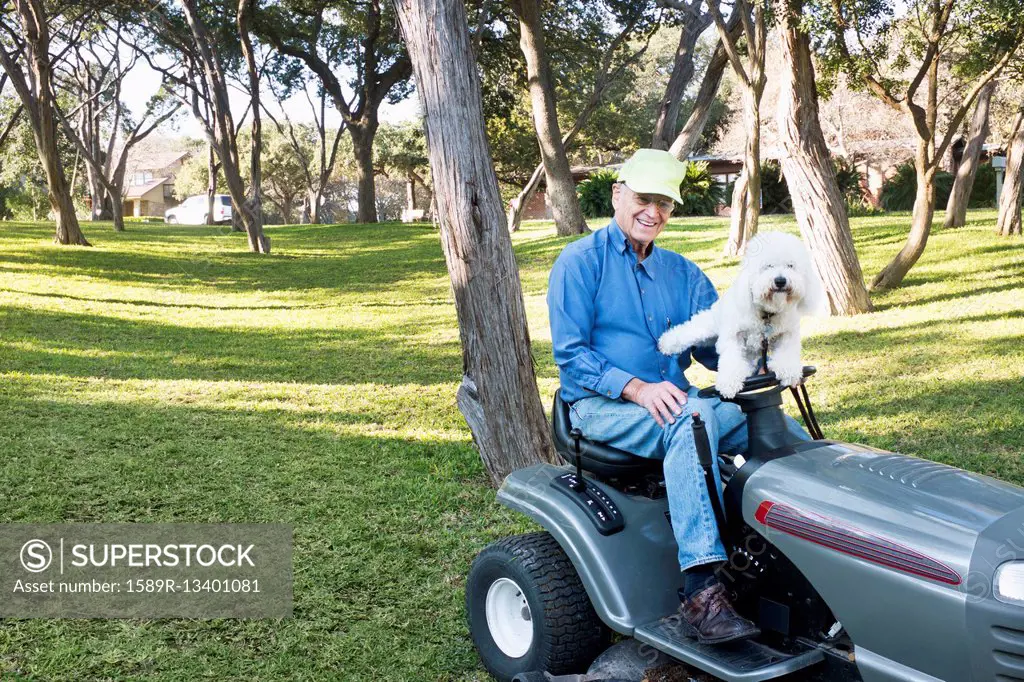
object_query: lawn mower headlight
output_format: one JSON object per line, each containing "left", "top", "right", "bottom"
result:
{"left": 994, "top": 563, "right": 1024, "bottom": 605}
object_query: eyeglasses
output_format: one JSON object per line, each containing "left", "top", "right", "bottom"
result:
{"left": 631, "top": 193, "right": 675, "bottom": 214}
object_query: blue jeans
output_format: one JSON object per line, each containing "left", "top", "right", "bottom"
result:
{"left": 569, "top": 387, "right": 810, "bottom": 571}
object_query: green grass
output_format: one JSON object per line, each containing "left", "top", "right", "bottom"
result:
{"left": 0, "top": 211, "right": 1021, "bottom": 680}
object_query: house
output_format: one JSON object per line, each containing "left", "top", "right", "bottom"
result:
{"left": 122, "top": 149, "right": 192, "bottom": 217}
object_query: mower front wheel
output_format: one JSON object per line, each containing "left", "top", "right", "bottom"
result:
{"left": 466, "top": 532, "right": 610, "bottom": 682}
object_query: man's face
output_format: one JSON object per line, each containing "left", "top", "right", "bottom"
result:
{"left": 611, "top": 183, "right": 674, "bottom": 254}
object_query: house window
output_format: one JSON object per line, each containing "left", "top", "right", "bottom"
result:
{"left": 131, "top": 171, "right": 153, "bottom": 186}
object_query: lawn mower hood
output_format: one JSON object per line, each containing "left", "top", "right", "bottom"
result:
{"left": 736, "top": 439, "right": 1024, "bottom": 681}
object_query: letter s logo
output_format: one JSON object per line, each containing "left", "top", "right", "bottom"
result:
{"left": 20, "top": 539, "right": 52, "bottom": 573}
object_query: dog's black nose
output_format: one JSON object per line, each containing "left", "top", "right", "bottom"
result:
{"left": 774, "top": 276, "right": 788, "bottom": 289}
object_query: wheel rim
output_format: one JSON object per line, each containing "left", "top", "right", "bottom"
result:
{"left": 485, "top": 577, "right": 533, "bottom": 658}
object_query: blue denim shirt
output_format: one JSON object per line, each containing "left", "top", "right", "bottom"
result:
{"left": 547, "top": 220, "right": 720, "bottom": 403}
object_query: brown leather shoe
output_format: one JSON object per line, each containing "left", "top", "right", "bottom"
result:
{"left": 679, "top": 583, "right": 760, "bottom": 644}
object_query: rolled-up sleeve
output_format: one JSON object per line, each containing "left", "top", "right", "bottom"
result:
{"left": 547, "top": 253, "right": 634, "bottom": 399}
{"left": 688, "top": 268, "right": 720, "bottom": 372}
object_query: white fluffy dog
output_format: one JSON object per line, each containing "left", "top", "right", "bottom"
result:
{"left": 658, "top": 231, "right": 826, "bottom": 398}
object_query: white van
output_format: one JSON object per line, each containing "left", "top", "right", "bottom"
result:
{"left": 165, "top": 194, "right": 233, "bottom": 225}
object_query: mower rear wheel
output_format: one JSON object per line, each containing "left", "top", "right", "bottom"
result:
{"left": 466, "top": 532, "right": 610, "bottom": 682}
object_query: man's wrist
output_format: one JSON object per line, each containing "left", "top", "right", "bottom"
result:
{"left": 621, "top": 378, "right": 646, "bottom": 403}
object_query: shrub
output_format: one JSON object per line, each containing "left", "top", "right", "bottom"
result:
{"left": 576, "top": 169, "right": 618, "bottom": 218}
{"left": 833, "top": 157, "right": 865, "bottom": 204}
{"left": 675, "top": 160, "right": 724, "bottom": 216}
{"left": 879, "top": 162, "right": 955, "bottom": 211}
{"left": 968, "top": 162, "right": 998, "bottom": 208}
{"left": 760, "top": 161, "right": 792, "bottom": 214}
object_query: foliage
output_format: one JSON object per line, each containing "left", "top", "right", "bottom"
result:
{"left": 833, "top": 156, "right": 864, "bottom": 204}
{"left": 674, "top": 160, "right": 723, "bottom": 216}
{"left": 879, "top": 162, "right": 955, "bottom": 211}
{"left": 968, "top": 162, "right": 998, "bottom": 208}
{"left": 760, "top": 161, "right": 792, "bottom": 214}
{"left": 576, "top": 169, "right": 618, "bottom": 217}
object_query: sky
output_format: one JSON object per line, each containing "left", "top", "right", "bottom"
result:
{"left": 120, "top": 58, "right": 421, "bottom": 141}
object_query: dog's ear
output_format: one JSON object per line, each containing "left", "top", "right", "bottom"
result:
{"left": 731, "top": 260, "right": 758, "bottom": 319}
{"left": 799, "top": 264, "right": 831, "bottom": 317}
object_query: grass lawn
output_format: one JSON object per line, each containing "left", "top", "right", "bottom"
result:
{"left": 0, "top": 211, "right": 1021, "bottom": 680}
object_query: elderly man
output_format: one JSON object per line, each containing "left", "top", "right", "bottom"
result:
{"left": 547, "top": 149, "right": 809, "bottom": 644}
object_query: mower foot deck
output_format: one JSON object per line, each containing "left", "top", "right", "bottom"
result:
{"left": 634, "top": 615, "right": 824, "bottom": 682}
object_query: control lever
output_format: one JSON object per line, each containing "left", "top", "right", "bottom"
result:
{"left": 692, "top": 413, "right": 729, "bottom": 546}
{"left": 569, "top": 428, "right": 586, "bottom": 491}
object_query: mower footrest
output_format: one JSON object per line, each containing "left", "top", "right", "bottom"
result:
{"left": 634, "top": 616, "right": 824, "bottom": 682}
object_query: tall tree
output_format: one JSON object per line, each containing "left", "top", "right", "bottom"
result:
{"left": 0, "top": 0, "right": 89, "bottom": 245}
{"left": 262, "top": 80, "right": 344, "bottom": 225}
{"left": 775, "top": 0, "right": 872, "bottom": 315}
{"left": 944, "top": 81, "right": 997, "bottom": 228}
{"left": 131, "top": 0, "right": 271, "bottom": 252}
{"left": 996, "top": 102, "right": 1024, "bottom": 236}
{"left": 257, "top": 0, "right": 412, "bottom": 224}
{"left": 706, "top": 0, "right": 765, "bottom": 256}
{"left": 509, "top": 0, "right": 589, "bottom": 237}
{"left": 393, "top": 0, "right": 557, "bottom": 484}
{"left": 505, "top": 4, "right": 654, "bottom": 232}
{"left": 662, "top": 6, "right": 740, "bottom": 160}
{"left": 651, "top": 0, "right": 713, "bottom": 149}
{"left": 813, "top": 0, "right": 1024, "bottom": 289}
{"left": 54, "top": 23, "right": 181, "bottom": 232}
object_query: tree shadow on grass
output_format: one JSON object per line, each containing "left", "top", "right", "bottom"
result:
{"left": 0, "top": 307, "right": 462, "bottom": 386}
{"left": 0, "top": 392, "right": 498, "bottom": 680}
{"left": 0, "top": 225, "right": 448, "bottom": 295}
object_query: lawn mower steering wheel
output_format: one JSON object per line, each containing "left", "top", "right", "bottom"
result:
{"left": 697, "top": 366, "right": 816, "bottom": 401}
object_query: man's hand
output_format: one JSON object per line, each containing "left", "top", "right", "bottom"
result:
{"left": 622, "top": 378, "right": 688, "bottom": 427}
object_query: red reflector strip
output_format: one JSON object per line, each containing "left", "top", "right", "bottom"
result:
{"left": 756, "top": 500, "right": 961, "bottom": 585}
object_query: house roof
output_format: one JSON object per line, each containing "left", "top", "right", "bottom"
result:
{"left": 131, "top": 150, "right": 191, "bottom": 172}
{"left": 125, "top": 177, "right": 171, "bottom": 199}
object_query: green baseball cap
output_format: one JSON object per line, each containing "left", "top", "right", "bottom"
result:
{"left": 617, "top": 149, "right": 687, "bottom": 204}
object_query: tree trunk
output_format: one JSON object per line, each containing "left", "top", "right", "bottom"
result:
{"left": 775, "top": 0, "right": 871, "bottom": 315}
{"left": 872, "top": 148, "right": 937, "bottom": 290}
{"left": 109, "top": 191, "right": 125, "bottom": 233}
{"left": 668, "top": 38, "right": 729, "bottom": 160}
{"left": 944, "top": 81, "right": 996, "bottom": 228}
{"left": 725, "top": 89, "right": 761, "bottom": 256}
{"left": 507, "top": 162, "right": 545, "bottom": 232}
{"left": 652, "top": 17, "right": 709, "bottom": 150}
{"left": 350, "top": 120, "right": 379, "bottom": 223}
{"left": 394, "top": 0, "right": 557, "bottom": 485}
{"left": 725, "top": 168, "right": 748, "bottom": 254}
{"left": 513, "top": 0, "right": 588, "bottom": 237}
{"left": 1, "top": 0, "right": 89, "bottom": 246}
{"left": 238, "top": 0, "right": 269, "bottom": 253}
{"left": 996, "top": 106, "right": 1024, "bottom": 237}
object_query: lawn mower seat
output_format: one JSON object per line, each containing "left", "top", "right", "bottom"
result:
{"left": 552, "top": 392, "right": 662, "bottom": 479}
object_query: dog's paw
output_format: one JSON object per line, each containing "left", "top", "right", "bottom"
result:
{"left": 772, "top": 362, "right": 804, "bottom": 388}
{"left": 658, "top": 326, "right": 691, "bottom": 356}
{"left": 716, "top": 374, "right": 746, "bottom": 399}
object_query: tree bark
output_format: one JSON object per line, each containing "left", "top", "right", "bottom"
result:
{"left": 997, "top": 106, "right": 1024, "bottom": 237}
{"left": 708, "top": 0, "right": 764, "bottom": 257}
{"left": 393, "top": 0, "right": 557, "bottom": 485}
{"left": 237, "top": 0, "right": 268, "bottom": 251}
{"left": 507, "top": 162, "right": 545, "bottom": 232}
{"left": 775, "top": 0, "right": 871, "bottom": 315}
{"left": 944, "top": 81, "right": 996, "bottom": 228}
{"left": 725, "top": 89, "right": 762, "bottom": 256}
{"left": 350, "top": 119, "right": 379, "bottom": 223}
{"left": 207, "top": 143, "right": 219, "bottom": 225}
{"left": 873, "top": 143, "right": 938, "bottom": 289}
{"left": 652, "top": 14, "right": 711, "bottom": 150}
{"left": 512, "top": 0, "right": 588, "bottom": 237}
{"left": 667, "top": 10, "right": 741, "bottom": 161}
{"left": 0, "top": 0, "right": 89, "bottom": 245}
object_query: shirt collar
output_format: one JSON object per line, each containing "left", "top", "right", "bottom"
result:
{"left": 608, "top": 218, "right": 660, "bottom": 279}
